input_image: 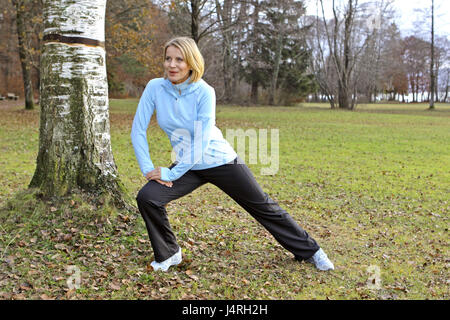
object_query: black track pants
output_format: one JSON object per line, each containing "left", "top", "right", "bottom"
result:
{"left": 136, "top": 157, "right": 320, "bottom": 262}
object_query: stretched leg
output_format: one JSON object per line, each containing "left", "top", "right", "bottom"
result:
{"left": 136, "top": 169, "right": 205, "bottom": 262}
{"left": 195, "top": 157, "right": 320, "bottom": 260}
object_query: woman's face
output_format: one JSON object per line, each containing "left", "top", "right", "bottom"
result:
{"left": 164, "top": 45, "right": 191, "bottom": 84}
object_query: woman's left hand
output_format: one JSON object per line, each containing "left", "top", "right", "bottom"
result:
{"left": 146, "top": 167, "right": 173, "bottom": 188}
{"left": 146, "top": 167, "right": 162, "bottom": 181}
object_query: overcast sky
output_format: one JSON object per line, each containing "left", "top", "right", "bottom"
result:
{"left": 305, "top": 0, "right": 450, "bottom": 37}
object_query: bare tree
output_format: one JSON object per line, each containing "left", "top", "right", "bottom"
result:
{"left": 157, "top": 0, "right": 218, "bottom": 43}
{"left": 429, "top": 0, "right": 435, "bottom": 109}
{"left": 310, "top": 0, "right": 395, "bottom": 109}
{"left": 248, "top": 0, "right": 262, "bottom": 104}
{"left": 379, "top": 23, "right": 408, "bottom": 102}
{"left": 215, "top": 0, "right": 235, "bottom": 102}
{"left": 403, "top": 36, "right": 429, "bottom": 102}
{"left": 436, "top": 37, "right": 450, "bottom": 102}
{"left": 442, "top": 68, "right": 449, "bottom": 103}
{"left": 11, "top": 0, "right": 36, "bottom": 109}
{"left": 312, "top": 0, "right": 358, "bottom": 109}
{"left": 215, "top": 0, "right": 249, "bottom": 103}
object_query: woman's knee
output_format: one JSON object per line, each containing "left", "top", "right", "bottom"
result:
{"left": 136, "top": 187, "right": 147, "bottom": 204}
{"left": 136, "top": 182, "right": 166, "bottom": 207}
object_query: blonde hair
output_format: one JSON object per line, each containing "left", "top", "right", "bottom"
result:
{"left": 164, "top": 37, "right": 204, "bottom": 82}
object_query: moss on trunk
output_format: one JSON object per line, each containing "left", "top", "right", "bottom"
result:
{"left": 30, "top": 0, "right": 132, "bottom": 210}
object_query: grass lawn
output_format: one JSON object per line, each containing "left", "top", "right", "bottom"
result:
{"left": 0, "top": 100, "right": 448, "bottom": 300}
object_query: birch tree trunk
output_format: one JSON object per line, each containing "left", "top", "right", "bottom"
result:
{"left": 30, "top": 0, "right": 129, "bottom": 207}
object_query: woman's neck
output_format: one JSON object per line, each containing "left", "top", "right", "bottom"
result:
{"left": 171, "top": 75, "right": 190, "bottom": 85}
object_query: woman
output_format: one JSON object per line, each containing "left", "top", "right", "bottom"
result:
{"left": 131, "top": 37, "right": 334, "bottom": 272}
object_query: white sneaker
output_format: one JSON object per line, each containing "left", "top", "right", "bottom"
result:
{"left": 306, "top": 248, "right": 334, "bottom": 271}
{"left": 150, "top": 247, "right": 182, "bottom": 272}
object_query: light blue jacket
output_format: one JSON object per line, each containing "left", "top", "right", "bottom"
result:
{"left": 131, "top": 77, "right": 237, "bottom": 182}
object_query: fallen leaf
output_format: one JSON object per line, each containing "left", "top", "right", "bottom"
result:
{"left": 109, "top": 282, "right": 121, "bottom": 290}
{"left": 66, "top": 289, "right": 76, "bottom": 299}
{"left": 189, "top": 274, "right": 199, "bottom": 281}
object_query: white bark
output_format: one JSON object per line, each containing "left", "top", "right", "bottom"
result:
{"left": 31, "top": 0, "right": 125, "bottom": 201}
{"left": 44, "top": 0, "right": 106, "bottom": 41}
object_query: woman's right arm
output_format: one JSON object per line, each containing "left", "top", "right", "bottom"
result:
{"left": 131, "top": 81, "right": 156, "bottom": 177}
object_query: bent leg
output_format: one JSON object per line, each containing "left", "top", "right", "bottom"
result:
{"left": 196, "top": 158, "right": 320, "bottom": 260}
{"left": 136, "top": 170, "right": 205, "bottom": 262}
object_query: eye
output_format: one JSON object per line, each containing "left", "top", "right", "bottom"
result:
{"left": 165, "top": 56, "right": 171, "bottom": 61}
{"left": 176, "top": 57, "right": 183, "bottom": 62}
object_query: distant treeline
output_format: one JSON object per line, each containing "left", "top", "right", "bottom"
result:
{"left": 1, "top": 0, "right": 448, "bottom": 107}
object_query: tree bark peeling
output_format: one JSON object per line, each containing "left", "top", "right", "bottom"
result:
{"left": 30, "top": 0, "right": 130, "bottom": 208}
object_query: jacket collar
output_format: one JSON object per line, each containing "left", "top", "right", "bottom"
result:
{"left": 162, "top": 77, "right": 202, "bottom": 98}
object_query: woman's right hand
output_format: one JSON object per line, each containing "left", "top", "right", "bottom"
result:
{"left": 155, "top": 179, "right": 173, "bottom": 188}
{"left": 145, "top": 171, "right": 173, "bottom": 188}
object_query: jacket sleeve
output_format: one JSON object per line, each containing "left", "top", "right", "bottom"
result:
{"left": 160, "top": 86, "right": 215, "bottom": 181}
{"left": 130, "top": 82, "right": 156, "bottom": 176}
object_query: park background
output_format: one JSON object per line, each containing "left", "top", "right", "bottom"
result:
{"left": 0, "top": 0, "right": 449, "bottom": 300}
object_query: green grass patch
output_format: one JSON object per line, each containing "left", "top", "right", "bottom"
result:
{"left": 0, "top": 101, "right": 448, "bottom": 300}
